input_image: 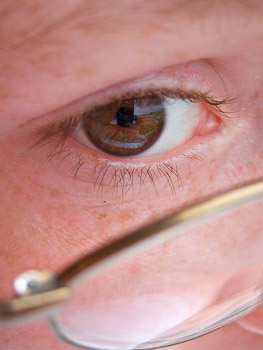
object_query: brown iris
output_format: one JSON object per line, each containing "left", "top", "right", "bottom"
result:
{"left": 82, "top": 95, "right": 165, "bottom": 157}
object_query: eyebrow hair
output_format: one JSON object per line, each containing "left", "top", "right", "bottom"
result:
{"left": 0, "top": 0, "right": 260, "bottom": 53}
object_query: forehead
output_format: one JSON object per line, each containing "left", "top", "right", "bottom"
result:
{"left": 0, "top": 0, "right": 261, "bottom": 121}
{"left": 0, "top": 0, "right": 259, "bottom": 50}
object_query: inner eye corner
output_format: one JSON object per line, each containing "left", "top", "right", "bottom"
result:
{"left": 195, "top": 103, "right": 223, "bottom": 138}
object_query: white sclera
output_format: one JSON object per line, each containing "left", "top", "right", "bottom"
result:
{"left": 138, "top": 98, "right": 202, "bottom": 157}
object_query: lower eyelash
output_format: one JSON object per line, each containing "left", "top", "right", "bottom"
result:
{"left": 31, "top": 131, "right": 210, "bottom": 200}
{"left": 66, "top": 149, "right": 209, "bottom": 200}
{"left": 92, "top": 163, "right": 174, "bottom": 198}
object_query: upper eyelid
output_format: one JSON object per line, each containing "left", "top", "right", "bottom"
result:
{"left": 23, "top": 60, "right": 232, "bottom": 127}
{"left": 27, "top": 60, "right": 238, "bottom": 149}
{"left": 89, "top": 88, "right": 230, "bottom": 110}
{"left": 32, "top": 85, "right": 233, "bottom": 134}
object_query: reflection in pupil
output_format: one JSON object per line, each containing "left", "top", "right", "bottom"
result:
{"left": 83, "top": 96, "right": 165, "bottom": 157}
{"left": 116, "top": 107, "right": 137, "bottom": 128}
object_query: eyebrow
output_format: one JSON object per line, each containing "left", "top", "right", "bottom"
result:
{"left": 0, "top": 0, "right": 261, "bottom": 52}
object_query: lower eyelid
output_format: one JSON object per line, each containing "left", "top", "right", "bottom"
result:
{"left": 67, "top": 115, "right": 222, "bottom": 166}
{"left": 34, "top": 117, "right": 224, "bottom": 204}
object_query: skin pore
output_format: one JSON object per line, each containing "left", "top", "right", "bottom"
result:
{"left": 0, "top": 0, "right": 263, "bottom": 349}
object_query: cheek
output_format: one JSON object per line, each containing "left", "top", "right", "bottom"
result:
{"left": 0, "top": 117, "right": 262, "bottom": 286}
{"left": 236, "top": 308, "right": 263, "bottom": 336}
{"left": 0, "top": 322, "right": 75, "bottom": 350}
{"left": 56, "top": 203, "right": 262, "bottom": 344}
{"left": 0, "top": 109, "right": 263, "bottom": 348}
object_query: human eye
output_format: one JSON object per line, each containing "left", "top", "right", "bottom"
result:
{"left": 30, "top": 63, "right": 233, "bottom": 203}
{"left": 72, "top": 89, "right": 221, "bottom": 158}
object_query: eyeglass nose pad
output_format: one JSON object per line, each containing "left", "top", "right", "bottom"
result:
{"left": 236, "top": 307, "right": 263, "bottom": 336}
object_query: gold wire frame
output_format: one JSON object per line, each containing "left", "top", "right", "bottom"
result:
{"left": 1, "top": 179, "right": 263, "bottom": 324}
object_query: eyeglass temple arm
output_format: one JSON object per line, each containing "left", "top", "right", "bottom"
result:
{"left": 58, "top": 179, "right": 263, "bottom": 285}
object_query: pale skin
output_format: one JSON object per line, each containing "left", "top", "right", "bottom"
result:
{"left": 0, "top": 0, "right": 263, "bottom": 349}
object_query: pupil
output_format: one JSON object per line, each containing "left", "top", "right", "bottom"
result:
{"left": 116, "top": 107, "right": 137, "bottom": 127}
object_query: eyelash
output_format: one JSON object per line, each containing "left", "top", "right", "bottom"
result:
{"left": 32, "top": 87, "right": 232, "bottom": 199}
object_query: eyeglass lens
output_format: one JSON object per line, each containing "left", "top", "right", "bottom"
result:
{"left": 49, "top": 197, "right": 263, "bottom": 350}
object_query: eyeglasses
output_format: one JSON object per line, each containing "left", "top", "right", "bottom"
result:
{"left": 1, "top": 180, "right": 263, "bottom": 350}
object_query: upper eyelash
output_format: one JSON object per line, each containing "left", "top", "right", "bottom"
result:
{"left": 85, "top": 88, "right": 232, "bottom": 114}
{"left": 32, "top": 86, "right": 233, "bottom": 150}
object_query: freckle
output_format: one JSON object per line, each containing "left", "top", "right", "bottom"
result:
{"left": 36, "top": 51, "right": 54, "bottom": 63}
{"left": 119, "top": 208, "right": 139, "bottom": 222}
{"left": 139, "top": 25, "right": 154, "bottom": 38}
{"left": 176, "top": 51, "right": 189, "bottom": 61}
{"left": 98, "top": 213, "right": 107, "bottom": 220}
{"left": 0, "top": 167, "right": 5, "bottom": 177}
{"left": 209, "top": 174, "right": 214, "bottom": 182}
{"left": 74, "top": 63, "right": 99, "bottom": 80}
{"left": 12, "top": 186, "right": 23, "bottom": 196}
{"left": 0, "top": 85, "right": 15, "bottom": 98}
{"left": 49, "top": 189, "right": 62, "bottom": 199}
{"left": 238, "top": 166, "right": 244, "bottom": 173}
